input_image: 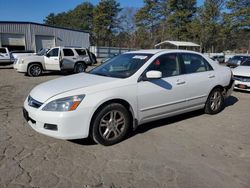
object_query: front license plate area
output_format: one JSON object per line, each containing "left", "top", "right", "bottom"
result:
{"left": 239, "top": 84, "right": 247, "bottom": 89}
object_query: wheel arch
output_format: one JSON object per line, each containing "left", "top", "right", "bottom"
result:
{"left": 209, "top": 85, "right": 226, "bottom": 98}
{"left": 75, "top": 61, "right": 87, "bottom": 67}
{"left": 27, "top": 62, "right": 44, "bottom": 71}
{"left": 89, "top": 98, "right": 137, "bottom": 135}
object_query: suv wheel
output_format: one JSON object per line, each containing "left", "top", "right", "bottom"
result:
{"left": 91, "top": 103, "right": 130, "bottom": 146}
{"left": 27, "top": 64, "right": 42, "bottom": 77}
{"left": 74, "top": 63, "right": 86, "bottom": 73}
{"left": 205, "top": 88, "right": 224, "bottom": 114}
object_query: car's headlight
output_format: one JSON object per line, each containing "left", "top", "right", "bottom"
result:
{"left": 42, "top": 95, "right": 85, "bottom": 112}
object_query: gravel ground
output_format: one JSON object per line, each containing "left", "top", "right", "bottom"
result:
{"left": 0, "top": 67, "right": 250, "bottom": 188}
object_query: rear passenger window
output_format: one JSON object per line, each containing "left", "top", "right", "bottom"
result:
{"left": 180, "top": 53, "right": 213, "bottom": 74}
{"left": 147, "top": 53, "right": 181, "bottom": 78}
{"left": 63, "top": 49, "right": 74, "bottom": 56}
{"left": 75, "top": 49, "right": 87, "bottom": 56}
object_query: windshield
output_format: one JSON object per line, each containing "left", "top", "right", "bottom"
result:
{"left": 241, "top": 59, "right": 250, "bottom": 66}
{"left": 90, "top": 53, "right": 153, "bottom": 78}
{"left": 37, "top": 48, "right": 49, "bottom": 56}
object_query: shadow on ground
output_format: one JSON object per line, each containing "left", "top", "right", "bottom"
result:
{"left": 224, "top": 95, "right": 238, "bottom": 107}
{"left": 70, "top": 137, "right": 97, "bottom": 146}
{"left": 38, "top": 71, "right": 72, "bottom": 77}
{"left": 0, "top": 66, "right": 13, "bottom": 69}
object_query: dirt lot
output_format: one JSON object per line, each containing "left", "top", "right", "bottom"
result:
{"left": 0, "top": 67, "right": 250, "bottom": 188}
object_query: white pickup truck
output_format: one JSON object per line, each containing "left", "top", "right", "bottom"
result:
{"left": 14, "top": 47, "right": 97, "bottom": 76}
{"left": 0, "top": 47, "right": 14, "bottom": 65}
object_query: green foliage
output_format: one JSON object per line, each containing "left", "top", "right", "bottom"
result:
{"left": 135, "top": 0, "right": 164, "bottom": 29}
{"left": 93, "top": 0, "right": 121, "bottom": 46}
{"left": 135, "top": 0, "right": 165, "bottom": 47}
{"left": 43, "top": 0, "right": 249, "bottom": 52}
{"left": 44, "top": 2, "right": 94, "bottom": 31}
{"left": 199, "top": 0, "right": 224, "bottom": 52}
{"left": 226, "top": 0, "right": 250, "bottom": 28}
{"left": 165, "top": 0, "right": 197, "bottom": 41}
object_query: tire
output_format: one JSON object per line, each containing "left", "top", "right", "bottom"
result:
{"left": 27, "top": 64, "right": 42, "bottom": 77}
{"left": 91, "top": 103, "right": 131, "bottom": 146}
{"left": 74, "top": 63, "right": 86, "bottom": 73}
{"left": 205, "top": 88, "right": 224, "bottom": 114}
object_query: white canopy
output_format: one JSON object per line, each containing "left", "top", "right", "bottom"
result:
{"left": 155, "top": 40, "right": 200, "bottom": 48}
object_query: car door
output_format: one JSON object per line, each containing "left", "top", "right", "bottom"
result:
{"left": 0, "top": 48, "right": 9, "bottom": 62}
{"left": 44, "top": 48, "right": 60, "bottom": 70}
{"left": 137, "top": 53, "right": 189, "bottom": 123}
{"left": 179, "top": 53, "right": 215, "bottom": 107}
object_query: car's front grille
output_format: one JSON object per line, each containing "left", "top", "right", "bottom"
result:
{"left": 233, "top": 75, "right": 250, "bottom": 82}
{"left": 28, "top": 96, "right": 43, "bottom": 108}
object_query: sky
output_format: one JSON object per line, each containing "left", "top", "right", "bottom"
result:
{"left": 0, "top": 0, "right": 204, "bottom": 23}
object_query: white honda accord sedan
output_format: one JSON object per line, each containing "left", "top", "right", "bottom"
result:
{"left": 23, "top": 50, "right": 234, "bottom": 145}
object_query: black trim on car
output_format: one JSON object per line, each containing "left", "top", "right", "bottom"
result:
{"left": 28, "top": 96, "right": 43, "bottom": 108}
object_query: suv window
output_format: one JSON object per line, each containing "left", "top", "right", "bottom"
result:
{"left": 47, "top": 48, "right": 59, "bottom": 57}
{"left": 75, "top": 49, "right": 86, "bottom": 56}
{"left": 180, "top": 53, "right": 213, "bottom": 74}
{"left": 63, "top": 49, "right": 74, "bottom": 56}
{"left": 147, "top": 53, "right": 180, "bottom": 78}
{"left": 0, "top": 48, "right": 7, "bottom": 53}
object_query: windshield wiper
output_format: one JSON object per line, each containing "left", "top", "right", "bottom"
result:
{"left": 92, "top": 72, "right": 110, "bottom": 77}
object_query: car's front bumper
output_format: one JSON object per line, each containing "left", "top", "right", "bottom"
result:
{"left": 13, "top": 63, "right": 27, "bottom": 73}
{"left": 234, "top": 80, "right": 250, "bottom": 91}
{"left": 23, "top": 98, "right": 92, "bottom": 140}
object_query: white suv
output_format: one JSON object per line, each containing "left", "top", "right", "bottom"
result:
{"left": 14, "top": 47, "right": 97, "bottom": 76}
{"left": 23, "top": 49, "right": 234, "bottom": 145}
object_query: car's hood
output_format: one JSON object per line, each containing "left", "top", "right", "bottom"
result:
{"left": 232, "top": 66, "right": 250, "bottom": 77}
{"left": 30, "top": 73, "right": 118, "bottom": 103}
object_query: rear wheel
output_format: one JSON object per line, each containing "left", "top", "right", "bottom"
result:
{"left": 205, "top": 88, "right": 224, "bottom": 114}
{"left": 27, "top": 64, "right": 42, "bottom": 77}
{"left": 91, "top": 103, "right": 130, "bottom": 146}
{"left": 74, "top": 63, "right": 86, "bottom": 73}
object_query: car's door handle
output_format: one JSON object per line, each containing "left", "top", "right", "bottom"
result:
{"left": 176, "top": 80, "right": 186, "bottom": 85}
{"left": 72, "top": 57, "right": 77, "bottom": 60}
{"left": 208, "top": 74, "right": 215, "bottom": 78}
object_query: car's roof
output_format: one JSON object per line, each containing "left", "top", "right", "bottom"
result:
{"left": 126, "top": 49, "right": 201, "bottom": 55}
{"left": 53, "top": 46, "right": 86, "bottom": 49}
{"left": 233, "top": 55, "right": 250, "bottom": 58}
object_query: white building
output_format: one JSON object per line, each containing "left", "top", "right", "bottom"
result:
{"left": 0, "top": 21, "right": 90, "bottom": 52}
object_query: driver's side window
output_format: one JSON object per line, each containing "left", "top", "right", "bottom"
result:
{"left": 47, "top": 48, "right": 59, "bottom": 57}
{"left": 147, "top": 53, "right": 180, "bottom": 78}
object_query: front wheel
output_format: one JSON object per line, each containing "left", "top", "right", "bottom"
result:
{"left": 74, "top": 63, "right": 86, "bottom": 73}
{"left": 205, "top": 88, "right": 224, "bottom": 114}
{"left": 27, "top": 64, "right": 42, "bottom": 77}
{"left": 91, "top": 103, "right": 130, "bottom": 146}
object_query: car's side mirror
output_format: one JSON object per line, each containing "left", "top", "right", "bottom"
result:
{"left": 237, "top": 60, "right": 241, "bottom": 65}
{"left": 146, "top": 70, "right": 162, "bottom": 79}
{"left": 46, "top": 53, "right": 50, "bottom": 58}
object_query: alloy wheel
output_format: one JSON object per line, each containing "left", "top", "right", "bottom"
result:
{"left": 30, "top": 65, "right": 41, "bottom": 76}
{"left": 210, "top": 91, "right": 222, "bottom": 111}
{"left": 99, "top": 110, "right": 126, "bottom": 141}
